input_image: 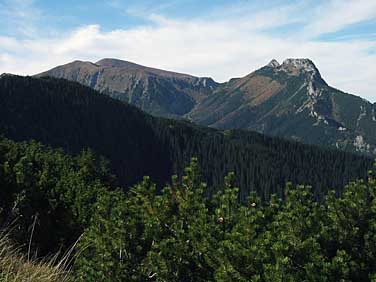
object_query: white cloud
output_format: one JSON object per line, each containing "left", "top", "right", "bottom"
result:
{"left": 305, "top": 0, "right": 376, "bottom": 36}
{"left": 0, "top": 1, "right": 376, "bottom": 101}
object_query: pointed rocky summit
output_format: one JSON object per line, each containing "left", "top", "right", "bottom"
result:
{"left": 267, "top": 59, "right": 280, "bottom": 68}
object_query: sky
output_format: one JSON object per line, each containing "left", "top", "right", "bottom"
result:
{"left": 0, "top": 0, "right": 375, "bottom": 101}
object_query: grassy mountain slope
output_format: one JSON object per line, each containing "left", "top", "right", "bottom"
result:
{"left": 189, "top": 59, "right": 376, "bottom": 154}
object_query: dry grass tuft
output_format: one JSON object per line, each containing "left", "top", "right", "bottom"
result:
{"left": 0, "top": 232, "right": 73, "bottom": 282}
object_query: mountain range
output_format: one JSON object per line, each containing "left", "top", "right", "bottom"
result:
{"left": 37, "top": 58, "right": 376, "bottom": 154}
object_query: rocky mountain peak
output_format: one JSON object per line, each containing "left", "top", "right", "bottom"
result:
{"left": 281, "top": 58, "right": 318, "bottom": 74}
{"left": 267, "top": 59, "right": 280, "bottom": 68}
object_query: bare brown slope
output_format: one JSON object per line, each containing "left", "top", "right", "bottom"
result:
{"left": 36, "top": 58, "right": 218, "bottom": 117}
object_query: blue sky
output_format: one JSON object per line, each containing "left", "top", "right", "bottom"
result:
{"left": 1, "top": 0, "right": 376, "bottom": 101}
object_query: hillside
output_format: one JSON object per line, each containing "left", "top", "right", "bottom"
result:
{"left": 38, "top": 58, "right": 376, "bottom": 154}
{"left": 0, "top": 74, "right": 372, "bottom": 200}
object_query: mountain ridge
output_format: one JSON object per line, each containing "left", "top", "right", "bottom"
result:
{"left": 36, "top": 57, "right": 376, "bottom": 154}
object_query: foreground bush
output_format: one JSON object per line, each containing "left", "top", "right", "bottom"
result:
{"left": 2, "top": 136, "right": 376, "bottom": 281}
{"left": 76, "top": 159, "right": 376, "bottom": 282}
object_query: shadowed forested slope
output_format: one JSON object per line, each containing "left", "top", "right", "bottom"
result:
{"left": 0, "top": 74, "right": 372, "bottom": 200}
